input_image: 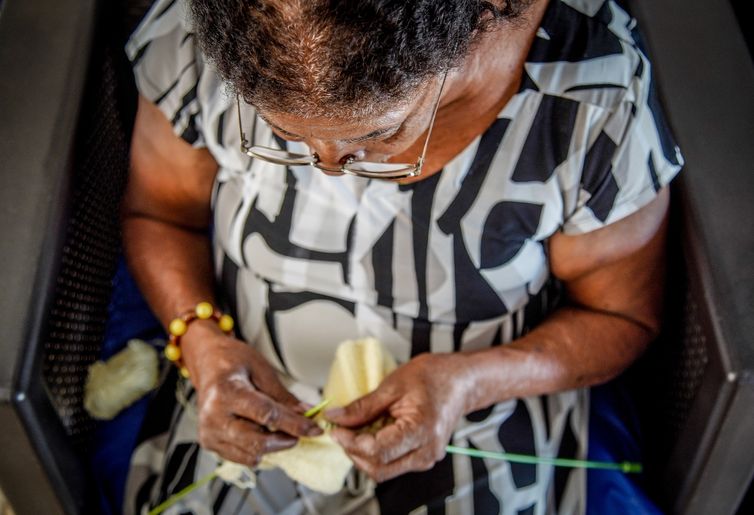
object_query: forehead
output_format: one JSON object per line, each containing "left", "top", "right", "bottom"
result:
{"left": 262, "top": 107, "right": 405, "bottom": 138}
{"left": 255, "top": 86, "right": 428, "bottom": 140}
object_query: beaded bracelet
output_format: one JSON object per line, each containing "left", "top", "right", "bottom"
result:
{"left": 165, "top": 301, "right": 234, "bottom": 379}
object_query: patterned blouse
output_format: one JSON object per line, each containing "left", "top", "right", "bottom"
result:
{"left": 124, "top": 0, "right": 683, "bottom": 513}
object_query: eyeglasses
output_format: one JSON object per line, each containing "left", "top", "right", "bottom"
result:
{"left": 236, "top": 72, "right": 447, "bottom": 180}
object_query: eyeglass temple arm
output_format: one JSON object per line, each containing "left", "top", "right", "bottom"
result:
{"left": 236, "top": 95, "right": 251, "bottom": 151}
{"left": 417, "top": 71, "right": 448, "bottom": 167}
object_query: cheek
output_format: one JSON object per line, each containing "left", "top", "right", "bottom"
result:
{"left": 361, "top": 142, "right": 409, "bottom": 163}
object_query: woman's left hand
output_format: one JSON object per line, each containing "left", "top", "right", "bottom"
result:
{"left": 326, "top": 352, "right": 474, "bottom": 482}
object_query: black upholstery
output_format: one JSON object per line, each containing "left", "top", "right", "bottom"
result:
{"left": 0, "top": 0, "right": 136, "bottom": 513}
{"left": 629, "top": 1, "right": 754, "bottom": 513}
{"left": 0, "top": 1, "right": 751, "bottom": 514}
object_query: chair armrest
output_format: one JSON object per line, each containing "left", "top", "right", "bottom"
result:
{"left": 631, "top": 1, "right": 754, "bottom": 513}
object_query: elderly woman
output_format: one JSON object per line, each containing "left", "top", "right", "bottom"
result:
{"left": 122, "top": 0, "right": 682, "bottom": 513}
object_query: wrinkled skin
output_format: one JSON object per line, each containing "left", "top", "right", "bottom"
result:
{"left": 328, "top": 353, "right": 471, "bottom": 482}
{"left": 185, "top": 321, "right": 323, "bottom": 467}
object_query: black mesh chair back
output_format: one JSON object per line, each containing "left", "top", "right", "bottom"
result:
{"left": 0, "top": 0, "right": 137, "bottom": 512}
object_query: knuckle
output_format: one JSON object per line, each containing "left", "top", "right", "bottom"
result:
{"left": 356, "top": 436, "right": 377, "bottom": 458}
{"left": 246, "top": 436, "right": 264, "bottom": 457}
{"left": 417, "top": 452, "right": 436, "bottom": 471}
{"left": 432, "top": 443, "right": 446, "bottom": 462}
{"left": 430, "top": 427, "right": 447, "bottom": 447}
{"left": 347, "top": 397, "right": 364, "bottom": 416}
{"left": 259, "top": 402, "right": 280, "bottom": 428}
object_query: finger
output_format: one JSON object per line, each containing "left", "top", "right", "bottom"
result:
{"left": 230, "top": 388, "right": 323, "bottom": 438}
{"left": 213, "top": 442, "right": 260, "bottom": 468}
{"left": 331, "top": 421, "right": 424, "bottom": 464}
{"left": 294, "top": 401, "right": 315, "bottom": 415}
{"left": 350, "top": 446, "right": 443, "bottom": 483}
{"left": 213, "top": 435, "right": 295, "bottom": 469}
{"left": 325, "top": 387, "right": 398, "bottom": 428}
{"left": 225, "top": 417, "right": 298, "bottom": 455}
{"left": 371, "top": 421, "right": 426, "bottom": 463}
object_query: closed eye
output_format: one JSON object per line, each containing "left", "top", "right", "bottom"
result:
{"left": 269, "top": 125, "right": 304, "bottom": 141}
{"left": 260, "top": 114, "right": 402, "bottom": 144}
{"left": 341, "top": 125, "right": 401, "bottom": 144}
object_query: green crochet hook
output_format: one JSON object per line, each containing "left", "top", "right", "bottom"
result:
{"left": 445, "top": 445, "right": 642, "bottom": 473}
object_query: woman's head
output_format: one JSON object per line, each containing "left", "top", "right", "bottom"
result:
{"left": 190, "top": 0, "right": 533, "bottom": 117}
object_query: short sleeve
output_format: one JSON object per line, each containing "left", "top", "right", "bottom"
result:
{"left": 125, "top": 0, "right": 206, "bottom": 147}
{"left": 561, "top": 51, "right": 684, "bottom": 235}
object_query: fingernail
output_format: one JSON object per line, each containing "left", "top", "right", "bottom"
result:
{"left": 325, "top": 407, "right": 345, "bottom": 419}
{"left": 268, "top": 437, "right": 297, "bottom": 452}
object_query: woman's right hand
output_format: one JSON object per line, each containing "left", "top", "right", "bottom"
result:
{"left": 181, "top": 320, "right": 323, "bottom": 467}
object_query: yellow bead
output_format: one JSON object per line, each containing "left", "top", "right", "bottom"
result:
{"left": 218, "top": 314, "right": 234, "bottom": 333}
{"left": 164, "top": 343, "right": 182, "bottom": 362}
{"left": 169, "top": 318, "right": 187, "bottom": 337}
{"left": 179, "top": 366, "right": 190, "bottom": 378}
{"left": 195, "top": 302, "right": 214, "bottom": 319}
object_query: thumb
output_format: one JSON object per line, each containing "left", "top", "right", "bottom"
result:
{"left": 325, "top": 388, "right": 396, "bottom": 428}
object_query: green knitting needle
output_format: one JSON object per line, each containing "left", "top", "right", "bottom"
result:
{"left": 445, "top": 445, "right": 642, "bottom": 473}
{"left": 304, "top": 398, "right": 331, "bottom": 418}
{"left": 313, "top": 399, "right": 642, "bottom": 474}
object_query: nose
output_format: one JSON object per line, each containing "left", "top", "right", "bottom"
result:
{"left": 309, "top": 140, "right": 366, "bottom": 171}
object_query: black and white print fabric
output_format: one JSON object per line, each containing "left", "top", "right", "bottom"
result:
{"left": 124, "top": 0, "right": 683, "bottom": 513}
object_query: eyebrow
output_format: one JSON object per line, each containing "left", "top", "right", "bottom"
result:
{"left": 260, "top": 115, "right": 400, "bottom": 143}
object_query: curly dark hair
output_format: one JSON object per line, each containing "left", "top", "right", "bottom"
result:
{"left": 189, "top": 0, "right": 534, "bottom": 116}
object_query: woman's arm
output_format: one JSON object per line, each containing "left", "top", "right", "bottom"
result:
{"left": 124, "top": 96, "right": 218, "bottom": 326}
{"left": 465, "top": 187, "right": 669, "bottom": 408}
{"left": 124, "top": 95, "right": 321, "bottom": 465}
{"left": 329, "top": 188, "right": 669, "bottom": 481}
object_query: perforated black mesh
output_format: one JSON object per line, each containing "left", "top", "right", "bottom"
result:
{"left": 666, "top": 291, "right": 709, "bottom": 438}
{"left": 41, "top": 41, "right": 133, "bottom": 452}
{"left": 627, "top": 193, "right": 713, "bottom": 495}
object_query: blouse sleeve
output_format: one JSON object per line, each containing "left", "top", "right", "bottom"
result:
{"left": 125, "top": 0, "right": 206, "bottom": 147}
{"left": 561, "top": 51, "right": 684, "bottom": 235}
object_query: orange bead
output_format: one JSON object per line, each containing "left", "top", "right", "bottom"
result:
{"left": 169, "top": 318, "right": 187, "bottom": 337}
{"left": 195, "top": 302, "right": 214, "bottom": 319}
{"left": 218, "top": 314, "right": 234, "bottom": 333}
{"left": 179, "top": 366, "right": 190, "bottom": 379}
{"left": 164, "top": 343, "right": 182, "bottom": 362}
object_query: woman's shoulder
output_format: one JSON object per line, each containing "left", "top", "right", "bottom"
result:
{"left": 521, "top": 0, "right": 650, "bottom": 111}
{"left": 125, "top": 0, "right": 225, "bottom": 149}
{"left": 126, "top": 0, "right": 192, "bottom": 61}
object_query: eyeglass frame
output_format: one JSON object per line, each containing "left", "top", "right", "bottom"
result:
{"left": 236, "top": 71, "right": 448, "bottom": 180}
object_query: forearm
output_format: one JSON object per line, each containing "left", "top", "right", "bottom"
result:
{"left": 455, "top": 191, "right": 671, "bottom": 413}
{"left": 123, "top": 214, "right": 216, "bottom": 323}
{"left": 458, "top": 305, "right": 654, "bottom": 414}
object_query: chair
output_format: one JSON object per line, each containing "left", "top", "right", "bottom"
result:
{"left": 0, "top": 0, "right": 751, "bottom": 513}
{"left": 627, "top": 1, "right": 754, "bottom": 513}
{"left": 0, "top": 0, "right": 136, "bottom": 512}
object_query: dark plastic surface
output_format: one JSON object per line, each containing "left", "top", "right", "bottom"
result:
{"left": 0, "top": 0, "right": 96, "bottom": 510}
{"left": 0, "top": 0, "right": 135, "bottom": 513}
{"left": 632, "top": 0, "right": 754, "bottom": 513}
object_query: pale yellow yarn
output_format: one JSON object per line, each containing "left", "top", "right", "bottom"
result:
{"left": 256, "top": 337, "right": 396, "bottom": 494}
{"left": 84, "top": 339, "right": 159, "bottom": 420}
